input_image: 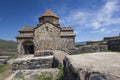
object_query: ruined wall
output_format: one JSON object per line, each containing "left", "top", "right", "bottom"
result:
{"left": 12, "top": 56, "right": 54, "bottom": 70}
{"left": 108, "top": 40, "right": 120, "bottom": 51}
{"left": 72, "top": 45, "right": 108, "bottom": 54}
{"left": 34, "top": 22, "right": 61, "bottom": 52}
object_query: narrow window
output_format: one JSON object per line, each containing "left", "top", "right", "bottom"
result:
{"left": 46, "top": 26, "right": 48, "bottom": 31}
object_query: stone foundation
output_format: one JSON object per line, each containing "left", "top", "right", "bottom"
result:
{"left": 34, "top": 50, "right": 53, "bottom": 57}
{"left": 12, "top": 56, "right": 54, "bottom": 71}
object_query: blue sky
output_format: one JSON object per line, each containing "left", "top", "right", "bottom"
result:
{"left": 0, "top": 0, "right": 120, "bottom": 42}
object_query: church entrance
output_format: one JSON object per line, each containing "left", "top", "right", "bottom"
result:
{"left": 22, "top": 41, "right": 34, "bottom": 54}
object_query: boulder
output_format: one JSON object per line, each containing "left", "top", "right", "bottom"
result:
{"left": 63, "top": 52, "right": 120, "bottom": 80}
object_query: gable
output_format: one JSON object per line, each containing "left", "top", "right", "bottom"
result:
{"left": 34, "top": 21, "right": 61, "bottom": 30}
{"left": 34, "top": 21, "right": 60, "bottom": 34}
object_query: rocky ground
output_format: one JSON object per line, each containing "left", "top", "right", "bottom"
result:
{"left": 1, "top": 51, "right": 120, "bottom": 80}
{"left": 63, "top": 52, "right": 120, "bottom": 80}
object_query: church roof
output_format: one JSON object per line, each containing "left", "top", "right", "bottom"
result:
{"left": 19, "top": 26, "right": 35, "bottom": 32}
{"left": 16, "top": 34, "right": 33, "bottom": 38}
{"left": 61, "top": 27, "right": 74, "bottom": 31}
{"left": 60, "top": 32, "right": 75, "bottom": 37}
{"left": 40, "top": 9, "right": 59, "bottom": 18}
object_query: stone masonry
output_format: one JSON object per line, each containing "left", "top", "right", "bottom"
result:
{"left": 12, "top": 55, "right": 54, "bottom": 71}
{"left": 16, "top": 9, "right": 75, "bottom": 56}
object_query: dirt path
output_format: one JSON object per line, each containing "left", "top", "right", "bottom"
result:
{"left": 4, "top": 70, "right": 19, "bottom": 80}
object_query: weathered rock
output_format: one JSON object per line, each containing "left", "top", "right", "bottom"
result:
{"left": 63, "top": 52, "right": 120, "bottom": 80}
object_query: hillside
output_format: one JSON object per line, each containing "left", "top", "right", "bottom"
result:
{"left": 0, "top": 39, "right": 17, "bottom": 53}
{"left": 75, "top": 42, "right": 86, "bottom": 46}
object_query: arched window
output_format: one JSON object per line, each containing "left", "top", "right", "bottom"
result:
{"left": 46, "top": 26, "right": 48, "bottom": 31}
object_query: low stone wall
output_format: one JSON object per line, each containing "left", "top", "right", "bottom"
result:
{"left": 0, "top": 56, "right": 10, "bottom": 66}
{"left": 108, "top": 39, "right": 120, "bottom": 51}
{"left": 34, "top": 50, "right": 53, "bottom": 57}
{"left": 73, "top": 45, "right": 108, "bottom": 54}
{"left": 12, "top": 56, "right": 54, "bottom": 71}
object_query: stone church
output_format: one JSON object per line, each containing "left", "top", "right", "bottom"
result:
{"left": 16, "top": 9, "right": 75, "bottom": 56}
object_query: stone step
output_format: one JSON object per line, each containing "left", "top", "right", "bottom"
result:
{"left": 34, "top": 50, "right": 53, "bottom": 57}
{"left": 0, "top": 56, "right": 10, "bottom": 66}
{"left": 0, "top": 56, "right": 10, "bottom": 59}
{"left": 12, "top": 55, "right": 54, "bottom": 71}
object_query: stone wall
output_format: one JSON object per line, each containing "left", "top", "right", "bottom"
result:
{"left": 34, "top": 22, "right": 61, "bottom": 52}
{"left": 34, "top": 50, "right": 53, "bottom": 57}
{"left": 61, "top": 37, "right": 75, "bottom": 51}
{"left": 72, "top": 45, "right": 108, "bottom": 54}
{"left": 0, "top": 56, "right": 10, "bottom": 66}
{"left": 108, "top": 39, "right": 120, "bottom": 51}
{"left": 12, "top": 56, "right": 54, "bottom": 71}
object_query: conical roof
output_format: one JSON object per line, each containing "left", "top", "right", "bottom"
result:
{"left": 40, "top": 9, "right": 59, "bottom": 18}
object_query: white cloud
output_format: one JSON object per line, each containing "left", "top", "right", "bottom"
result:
{"left": 91, "top": 27, "right": 120, "bottom": 34}
{"left": 60, "top": 0, "right": 120, "bottom": 31}
{"left": 91, "top": 28, "right": 111, "bottom": 33}
{"left": 92, "top": 0, "right": 120, "bottom": 29}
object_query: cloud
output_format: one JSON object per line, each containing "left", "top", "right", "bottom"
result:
{"left": 91, "top": 28, "right": 111, "bottom": 33}
{"left": 60, "top": 0, "right": 120, "bottom": 31}
{"left": 91, "top": 27, "right": 120, "bottom": 34}
{"left": 91, "top": 0, "right": 120, "bottom": 29}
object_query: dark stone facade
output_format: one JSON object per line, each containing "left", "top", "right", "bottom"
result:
{"left": 108, "top": 39, "right": 120, "bottom": 51}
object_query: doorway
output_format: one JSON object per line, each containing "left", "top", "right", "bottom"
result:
{"left": 22, "top": 41, "right": 34, "bottom": 54}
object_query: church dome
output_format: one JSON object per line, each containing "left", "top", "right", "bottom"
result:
{"left": 39, "top": 9, "right": 59, "bottom": 25}
{"left": 40, "top": 9, "right": 59, "bottom": 18}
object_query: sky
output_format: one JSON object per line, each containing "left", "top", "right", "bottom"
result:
{"left": 0, "top": 0, "right": 120, "bottom": 42}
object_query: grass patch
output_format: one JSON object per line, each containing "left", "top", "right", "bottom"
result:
{"left": 0, "top": 64, "right": 10, "bottom": 73}
{"left": 35, "top": 63, "right": 64, "bottom": 80}
{"left": 56, "top": 63, "right": 64, "bottom": 80}
{"left": 103, "top": 50, "right": 113, "bottom": 52}
{"left": 16, "top": 72, "right": 25, "bottom": 80}
{"left": 36, "top": 72, "right": 53, "bottom": 80}
{"left": 0, "top": 39, "right": 17, "bottom": 52}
